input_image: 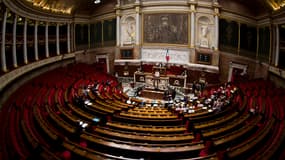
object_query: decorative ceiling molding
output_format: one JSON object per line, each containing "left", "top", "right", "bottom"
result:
{"left": 25, "top": 0, "right": 73, "bottom": 14}
{"left": 3, "top": 0, "right": 74, "bottom": 22}
{"left": 267, "top": 0, "right": 285, "bottom": 10}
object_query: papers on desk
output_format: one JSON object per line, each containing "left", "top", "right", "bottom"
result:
{"left": 197, "top": 104, "right": 204, "bottom": 107}
{"left": 188, "top": 109, "right": 195, "bottom": 113}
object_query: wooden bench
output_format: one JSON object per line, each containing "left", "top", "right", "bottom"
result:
{"left": 202, "top": 113, "right": 250, "bottom": 138}
{"left": 45, "top": 104, "right": 77, "bottom": 134}
{"left": 194, "top": 111, "right": 239, "bottom": 130}
{"left": 120, "top": 111, "right": 178, "bottom": 119}
{"left": 33, "top": 106, "right": 59, "bottom": 141}
{"left": 112, "top": 114, "right": 183, "bottom": 125}
{"left": 62, "top": 139, "right": 138, "bottom": 160}
{"left": 81, "top": 131, "right": 204, "bottom": 159}
{"left": 226, "top": 118, "right": 275, "bottom": 159}
{"left": 95, "top": 126, "right": 194, "bottom": 143}
{"left": 106, "top": 121, "right": 186, "bottom": 133}
{"left": 213, "top": 115, "right": 262, "bottom": 148}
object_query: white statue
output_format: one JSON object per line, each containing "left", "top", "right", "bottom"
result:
{"left": 200, "top": 25, "right": 209, "bottom": 48}
{"left": 127, "top": 21, "right": 135, "bottom": 42}
{"left": 122, "top": 17, "right": 136, "bottom": 45}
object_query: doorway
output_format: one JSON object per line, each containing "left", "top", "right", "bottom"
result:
{"left": 96, "top": 54, "right": 109, "bottom": 73}
{"left": 228, "top": 62, "right": 248, "bottom": 82}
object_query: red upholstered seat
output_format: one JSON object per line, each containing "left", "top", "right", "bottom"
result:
{"left": 80, "top": 140, "right": 88, "bottom": 148}
{"left": 61, "top": 150, "right": 71, "bottom": 160}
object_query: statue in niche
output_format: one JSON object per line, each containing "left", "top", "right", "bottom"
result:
{"left": 127, "top": 21, "right": 135, "bottom": 42}
{"left": 122, "top": 16, "right": 136, "bottom": 44}
{"left": 200, "top": 25, "right": 209, "bottom": 48}
{"left": 198, "top": 16, "right": 211, "bottom": 48}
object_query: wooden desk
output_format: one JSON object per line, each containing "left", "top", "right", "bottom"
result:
{"left": 81, "top": 131, "right": 204, "bottom": 153}
{"left": 95, "top": 127, "right": 194, "bottom": 142}
{"left": 134, "top": 71, "right": 187, "bottom": 88}
{"left": 107, "top": 122, "right": 186, "bottom": 133}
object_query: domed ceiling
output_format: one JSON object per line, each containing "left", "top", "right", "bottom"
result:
{"left": 22, "top": 0, "right": 116, "bottom": 15}
{"left": 18, "top": 0, "right": 284, "bottom": 16}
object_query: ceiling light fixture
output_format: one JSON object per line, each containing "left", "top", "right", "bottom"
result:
{"left": 94, "top": 0, "right": 101, "bottom": 4}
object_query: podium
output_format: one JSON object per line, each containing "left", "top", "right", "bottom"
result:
{"left": 152, "top": 66, "right": 167, "bottom": 76}
{"left": 134, "top": 64, "right": 187, "bottom": 90}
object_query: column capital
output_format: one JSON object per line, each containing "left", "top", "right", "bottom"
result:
{"left": 116, "top": 10, "right": 121, "bottom": 16}
{"left": 135, "top": 6, "right": 140, "bottom": 14}
{"left": 214, "top": 7, "right": 220, "bottom": 16}
{"left": 189, "top": 4, "right": 196, "bottom": 13}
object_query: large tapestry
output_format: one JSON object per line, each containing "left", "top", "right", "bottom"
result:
{"left": 143, "top": 13, "right": 188, "bottom": 44}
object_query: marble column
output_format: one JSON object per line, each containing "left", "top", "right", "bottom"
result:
{"left": 135, "top": 7, "right": 140, "bottom": 45}
{"left": 34, "top": 21, "right": 39, "bottom": 60}
{"left": 23, "top": 18, "right": 28, "bottom": 64}
{"left": 116, "top": 13, "right": 120, "bottom": 46}
{"left": 67, "top": 23, "right": 71, "bottom": 53}
{"left": 1, "top": 9, "right": 8, "bottom": 72}
{"left": 45, "top": 22, "right": 49, "bottom": 57}
{"left": 190, "top": 5, "right": 195, "bottom": 48}
{"left": 56, "top": 23, "right": 60, "bottom": 55}
{"left": 214, "top": 14, "right": 219, "bottom": 50}
{"left": 12, "top": 15, "right": 18, "bottom": 67}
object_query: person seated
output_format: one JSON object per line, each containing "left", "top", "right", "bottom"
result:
{"left": 154, "top": 70, "right": 160, "bottom": 77}
{"left": 249, "top": 107, "right": 256, "bottom": 115}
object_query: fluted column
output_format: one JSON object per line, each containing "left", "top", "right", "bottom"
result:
{"left": 45, "top": 22, "right": 49, "bottom": 57}
{"left": 275, "top": 25, "right": 279, "bottom": 66}
{"left": 12, "top": 15, "right": 18, "bottom": 67}
{"left": 34, "top": 21, "right": 39, "bottom": 60}
{"left": 1, "top": 9, "right": 8, "bottom": 72}
{"left": 67, "top": 23, "right": 71, "bottom": 53}
{"left": 23, "top": 18, "right": 28, "bottom": 64}
{"left": 190, "top": 5, "right": 196, "bottom": 48}
{"left": 135, "top": 6, "right": 140, "bottom": 45}
{"left": 56, "top": 23, "right": 60, "bottom": 55}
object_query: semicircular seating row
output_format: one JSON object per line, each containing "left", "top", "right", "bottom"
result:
{"left": 0, "top": 63, "right": 284, "bottom": 160}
